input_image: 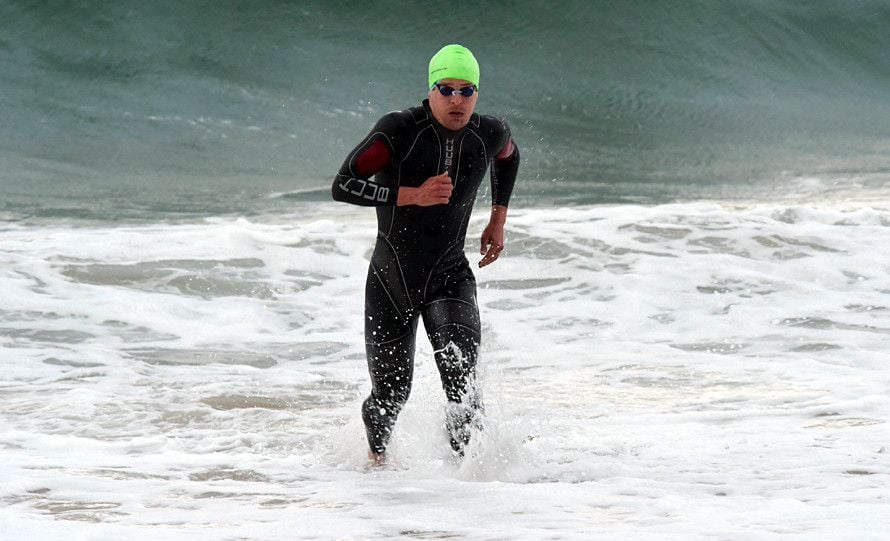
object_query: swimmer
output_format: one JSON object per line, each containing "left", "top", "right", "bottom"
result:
{"left": 332, "top": 44, "right": 520, "bottom": 462}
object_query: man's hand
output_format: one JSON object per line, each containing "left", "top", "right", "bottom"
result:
{"left": 479, "top": 205, "right": 508, "bottom": 268}
{"left": 396, "top": 172, "right": 453, "bottom": 206}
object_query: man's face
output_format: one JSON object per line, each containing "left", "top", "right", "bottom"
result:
{"left": 427, "top": 78, "right": 478, "bottom": 131}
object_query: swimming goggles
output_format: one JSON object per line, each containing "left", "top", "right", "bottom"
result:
{"left": 433, "top": 83, "right": 477, "bottom": 98}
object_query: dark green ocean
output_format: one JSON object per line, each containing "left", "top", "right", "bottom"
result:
{"left": 2, "top": 0, "right": 889, "bottom": 221}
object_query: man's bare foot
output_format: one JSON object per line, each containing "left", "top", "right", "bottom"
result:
{"left": 368, "top": 450, "right": 386, "bottom": 466}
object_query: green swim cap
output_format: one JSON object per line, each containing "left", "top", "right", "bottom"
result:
{"left": 428, "top": 44, "right": 480, "bottom": 89}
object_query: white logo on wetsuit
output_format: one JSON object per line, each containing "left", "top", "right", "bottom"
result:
{"left": 444, "top": 138, "right": 454, "bottom": 172}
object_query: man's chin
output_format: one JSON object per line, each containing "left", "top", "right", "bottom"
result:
{"left": 444, "top": 118, "right": 469, "bottom": 130}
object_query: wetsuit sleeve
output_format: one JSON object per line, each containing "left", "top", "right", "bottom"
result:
{"left": 490, "top": 132, "right": 520, "bottom": 208}
{"left": 331, "top": 113, "right": 400, "bottom": 206}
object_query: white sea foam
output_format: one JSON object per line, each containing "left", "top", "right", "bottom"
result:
{"left": 1, "top": 202, "right": 889, "bottom": 539}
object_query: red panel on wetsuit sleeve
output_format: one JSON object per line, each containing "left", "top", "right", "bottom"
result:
{"left": 354, "top": 139, "right": 392, "bottom": 177}
{"left": 495, "top": 137, "right": 515, "bottom": 160}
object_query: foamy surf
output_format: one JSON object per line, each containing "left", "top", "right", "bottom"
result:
{"left": 1, "top": 201, "right": 888, "bottom": 539}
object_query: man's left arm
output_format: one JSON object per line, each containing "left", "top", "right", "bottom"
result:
{"left": 480, "top": 137, "right": 520, "bottom": 268}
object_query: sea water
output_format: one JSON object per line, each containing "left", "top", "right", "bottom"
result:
{"left": 2, "top": 0, "right": 890, "bottom": 538}
{"left": 2, "top": 201, "right": 888, "bottom": 539}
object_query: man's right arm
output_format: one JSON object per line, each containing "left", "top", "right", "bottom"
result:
{"left": 332, "top": 113, "right": 453, "bottom": 208}
{"left": 331, "top": 115, "right": 400, "bottom": 206}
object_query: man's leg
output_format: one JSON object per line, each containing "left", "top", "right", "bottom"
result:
{"left": 421, "top": 274, "right": 483, "bottom": 454}
{"left": 362, "top": 270, "right": 418, "bottom": 456}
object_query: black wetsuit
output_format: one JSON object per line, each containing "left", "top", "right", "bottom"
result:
{"left": 332, "top": 99, "right": 519, "bottom": 454}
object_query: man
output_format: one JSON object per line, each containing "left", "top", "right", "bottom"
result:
{"left": 332, "top": 44, "right": 520, "bottom": 462}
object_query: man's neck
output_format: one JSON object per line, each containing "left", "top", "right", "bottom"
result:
{"left": 422, "top": 99, "right": 469, "bottom": 134}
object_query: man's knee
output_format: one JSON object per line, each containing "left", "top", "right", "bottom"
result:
{"left": 424, "top": 298, "right": 480, "bottom": 338}
{"left": 430, "top": 323, "right": 479, "bottom": 364}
